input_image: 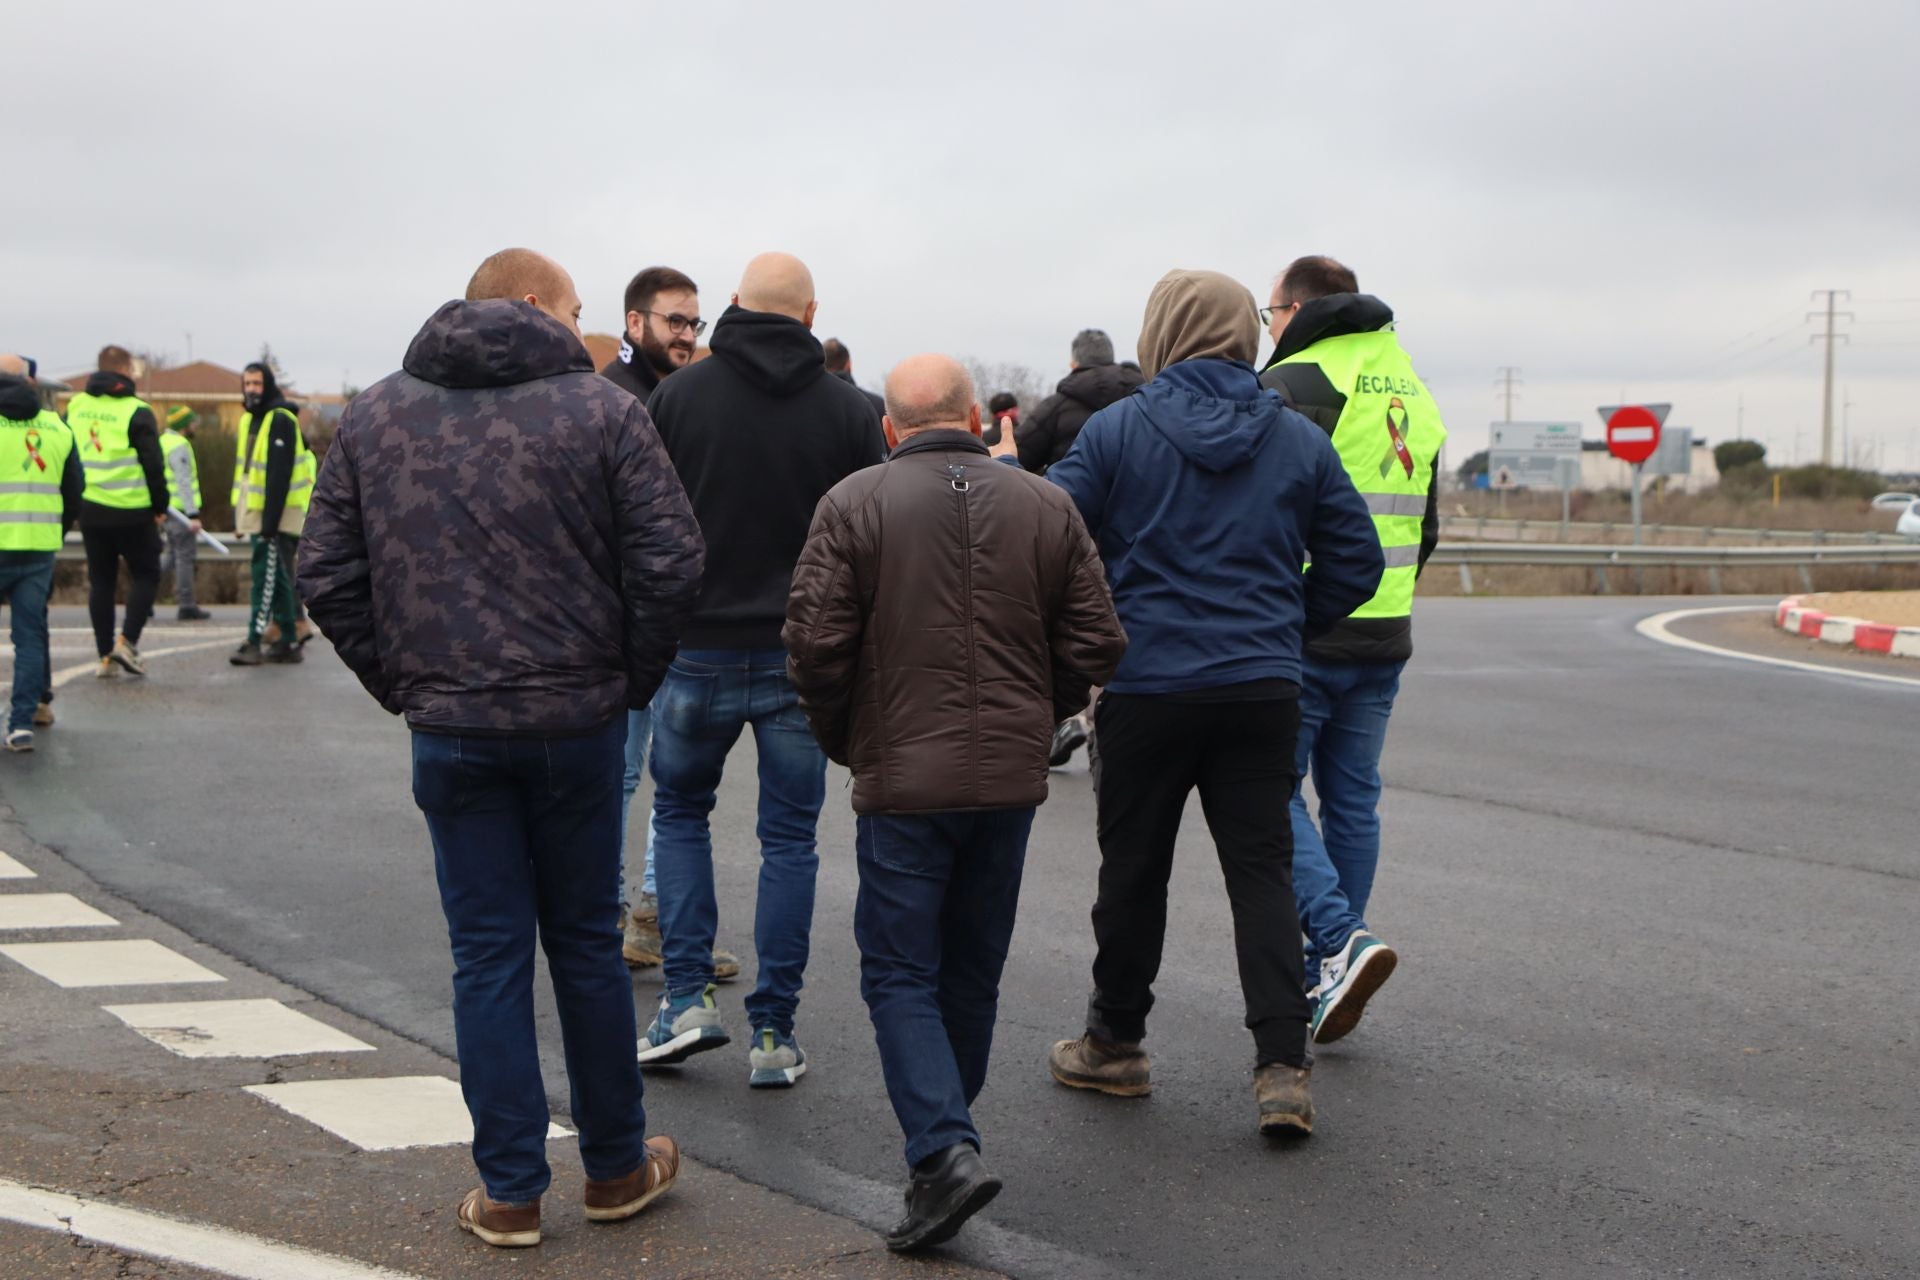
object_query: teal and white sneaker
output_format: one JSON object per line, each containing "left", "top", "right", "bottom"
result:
{"left": 747, "top": 1025, "right": 807, "bottom": 1089}
{"left": 1309, "top": 929, "right": 1398, "bottom": 1045}
{"left": 637, "top": 985, "right": 730, "bottom": 1066}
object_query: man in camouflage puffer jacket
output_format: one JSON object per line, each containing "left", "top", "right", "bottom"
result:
{"left": 299, "top": 248, "right": 704, "bottom": 1243}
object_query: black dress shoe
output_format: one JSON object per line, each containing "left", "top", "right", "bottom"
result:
{"left": 1048, "top": 718, "right": 1089, "bottom": 767}
{"left": 885, "top": 1142, "right": 1000, "bottom": 1253}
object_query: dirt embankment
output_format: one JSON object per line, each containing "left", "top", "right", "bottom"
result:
{"left": 1799, "top": 591, "right": 1920, "bottom": 628}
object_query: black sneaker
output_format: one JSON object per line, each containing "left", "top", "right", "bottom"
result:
{"left": 885, "top": 1143, "right": 1000, "bottom": 1252}
{"left": 1048, "top": 719, "right": 1089, "bottom": 767}
{"left": 230, "top": 642, "right": 264, "bottom": 667}
{"left": 176, "top": 606, "right": 212, "bottom": 621}
{"left": 264, "top": 641, "right": 304, "bottom": 665}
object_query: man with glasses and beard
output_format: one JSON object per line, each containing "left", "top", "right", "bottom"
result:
{"left": 599, "top": 265, "right": 740, "bottom": 983}
{"left": 602, "top": 267, "right": 704, "bottom": 403}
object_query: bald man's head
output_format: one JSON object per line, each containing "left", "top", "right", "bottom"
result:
{"left": 0, "top": 354, "right": 28, "bottom": 379}
{"left": 883, "top": 354, "right": 978, "bottom": 448}
{"left": 465, "top": 248, "right": 583, "bottom": 337}
{"left": 734, "top": 252, "right": 817, "bottom": 326}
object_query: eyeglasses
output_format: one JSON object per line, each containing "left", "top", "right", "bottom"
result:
{"left": 1257, "top": 301, "right": 1299, "bottom": 325}
{"left": 646, "top": 311, "right": 707, "bottom": 337}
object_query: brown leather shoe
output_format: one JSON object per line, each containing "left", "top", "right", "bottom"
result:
{"left": 1048, "top": 1034, "right": 1151, "bottom": 1097}
{"left": 456, "top": 1187, "right": 540, "bottom": 1247}
{"left": 1254, "top": 1063, "right": 1313, "bottom": 1137}
{"left": 584, "top": 1135, "right": 680, "bottom": 1222}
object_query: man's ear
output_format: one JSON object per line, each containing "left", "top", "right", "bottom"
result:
{"left": 882, "top": 415, "right": 901, "bottom": 450}
{"left": 802, "top": 300, "right": 819, "bottom": 330}
{"left": 966, "top": 402, "right": 984, "bottom": 438}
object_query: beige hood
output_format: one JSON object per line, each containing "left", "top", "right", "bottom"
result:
{"left": 1136, "top": 269, "right": 1261, "bottom": 380}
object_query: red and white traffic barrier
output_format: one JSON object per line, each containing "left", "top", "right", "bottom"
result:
{"left": 1776, "top": 597, "right": 1920, "bottom": 657}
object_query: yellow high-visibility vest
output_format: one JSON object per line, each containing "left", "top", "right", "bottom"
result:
{"left": 0, "top": 411, "right": 74, "bottom": 551}
{"left": 66, "top": 391, "right": 154, "bottom": 511}
{"left": 231, "top": 407, "right": 314, "bottom": 536}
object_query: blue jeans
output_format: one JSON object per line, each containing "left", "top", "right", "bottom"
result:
{"left": 412, "top": 716, "right": 645, "bottom": 1204}
{"left": 854, "top": 808, "right": 1034, "bottom": 1168}
{"left": 650, "top": 649, "right": 827, "bottom": 1032}
{"left": 0, "top": 555, "right": 53, "bottom": 733}
{"left": 1290, "top": 657, "right": 1404, "bottom": 988}
{"left": 619, "top": 707, "right": 657, "bottom": 902}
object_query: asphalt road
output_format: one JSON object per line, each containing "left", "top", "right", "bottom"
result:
{"left": 4, "top": 599, "right": 1916, "bottom": 1278}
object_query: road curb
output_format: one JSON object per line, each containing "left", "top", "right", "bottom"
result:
{"left": 1776, "top": 596, "right": 1920, "bottom": 657}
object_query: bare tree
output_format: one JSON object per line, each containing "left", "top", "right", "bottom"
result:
{"left": 959, "top": 359, "right": 1054, "bottom": 413}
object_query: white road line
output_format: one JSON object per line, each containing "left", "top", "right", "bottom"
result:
{"left": 105, "top": 999, "right": 374, "bottom": 1059}
{"left": 246, "top": 1076, "right": 571, "bottom": 1152}
{"left": 0, "top": 850, "right": 35, "bottom": 879}
{"left": 0, "top": 893, "right": 118, "bottom": 930}
{"left": 47, "top": 637, "right": 245, "bottom": 690}
{"left": 0, "top": 939, "right": 225, "bottom": 988}
{"left": 1637, "top": 605, "right": 1920, "bottom": 689}
{"left": 0, "top": 1176, "right": 412, "bottom": 1280}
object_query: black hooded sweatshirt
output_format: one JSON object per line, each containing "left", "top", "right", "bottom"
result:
{"left": 599, "top": 334, "right": 664, "bottom": 404}
{"left": 1259, "top": 293, "right": 1440, "bottom": 665}
{"left": 0, "top": 375, "right": 86, "bottom": 555}
{"left": 645, "top": 304, "right": 886, "bottom": 648}
{"left": 74, "top": 370, "right": 169, "bottom": 528}
{"left": 240, "top": 362, "right": 303, "bottom": 537}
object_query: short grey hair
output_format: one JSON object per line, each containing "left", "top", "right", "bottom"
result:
{"left": 1071, "top": 328, "right": 1115, "bottom": 367}
{"left": 884, "top": 365, "right": 977, "bottom": 433}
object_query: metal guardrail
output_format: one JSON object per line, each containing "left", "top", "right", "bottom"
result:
{"left": 52, "top": 532, "right": 247, "bottom": 562}
{"left": 1430, "top": 540, "right": 1920, "bottom": 594}
{"left": 1440, "top": 516, "right": 1909, "bottom": 546}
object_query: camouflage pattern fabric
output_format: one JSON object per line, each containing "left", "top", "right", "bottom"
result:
{"left": 298, "top": 299, "right": 705, "bottom": 735}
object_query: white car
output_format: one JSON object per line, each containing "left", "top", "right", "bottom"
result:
{"left": 1898, "top": 500, "right": 1920, "bottom": 539}
{"left": 1871, "top": 491, "right": 1918, "bottom": 511}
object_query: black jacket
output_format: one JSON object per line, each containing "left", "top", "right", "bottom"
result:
{"left": 1259, "top": 293, "right": 1439, "bottom": 665}
{"left": 646, "top": 305, "right": 887, "bottom": 649}
{"left": 1017, "top": 362, "right": 1144, "bottom": 474}
{"left": 74, "top": 371, "right": 168, "bottom": 528}
{"left": 298, "top": 299, "right": 705, "bottom": 735}
{"left": 831, "top": 368, "right": 886, "bottom": 424}
{"left": 241, "top": 365, "right": 302, "bottom": 537}
{"left": 599, "top": 336, "right": 664, "bottom": 403}
{"left": 0, "top": 375, "right": 85, "bottom": 543}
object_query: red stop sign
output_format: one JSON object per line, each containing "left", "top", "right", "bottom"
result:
{"left": 1606, "top": 405, "right": 1662, "bottom": 465}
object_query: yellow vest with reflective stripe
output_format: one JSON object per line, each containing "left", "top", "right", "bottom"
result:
{"left": 0, "top": 411, "right": 75, "bottom": 551}
{"left": 66, "top": 391, "right": 154, "bottom": 511}
{"left": 1277, "top": 327, "right": 1446, "bottom": 618}
{"left": 161, "top": 428, "right": 201, "bottom": 512}
{"left": 231, "top": 407, "right": 314, "bottom": 536}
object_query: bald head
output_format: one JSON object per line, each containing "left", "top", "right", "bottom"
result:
{"left": 465, "top": 248, "right": 583, "bottom": 337}
{"left": 883, "top": 354, "right": 978, "bottom": 445}
{"left": 735, "top": 252, "right": 817, "bottom": 325}
{"left": 0, "top": 354, "right": 27, "bottom": 379}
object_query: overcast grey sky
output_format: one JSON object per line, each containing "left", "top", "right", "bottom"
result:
{"left": 10, "top": 0, "right": 1918, "bottom": 470}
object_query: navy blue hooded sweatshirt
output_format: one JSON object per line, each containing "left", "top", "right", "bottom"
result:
{"left": 1046, "top": 358, "right": 1383, "bottom": 694}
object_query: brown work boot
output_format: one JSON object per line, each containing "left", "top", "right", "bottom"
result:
{"left": 623, "top": 894, "right": 663, "bottom": 967}
{"left": 584, "top": 1135, "right": 680, "bottom": 1222}
{"left": 711, "top": 948, "right": 741, "bottom": 982}
{"left": 456, "top": 1187, "right": 540, "bottom": 1248}
{"left": 32, "top": 701, "right": 53, "bottom": 727}
{"left": 1048, "top": 1034, "right": 1151, "bottom": 1097}
{"left": 1254, "top": 1063, "right": 1314, "bottom": 1137}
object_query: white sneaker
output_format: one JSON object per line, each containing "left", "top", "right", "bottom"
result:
{"left": 1309, "top": 929, "right": 1397, "bottom": 1045}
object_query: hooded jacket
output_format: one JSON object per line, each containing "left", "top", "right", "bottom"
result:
{"left": 1017, "top": 361, "right": 1145, "bottom": 474}
{"left": 1046, "top": 270, "right": 1383, "bottom": 693}
{"left": 73, "top": 371, "right": 168, "bottom": 527}
{"left": 1260, "top": 293, "right": 1441, "bottom": 665}
{"left": 0, "top": 375, "right": 85, "bottom": 551}
{"left": 785, "top": 428, "right": 1126, "bottom": 814}
{"left": 235, "top": 362, "right": 303, "bottom": 537}
{"left": 830, "top": 367, "right": 887, "bottom": 423}
{"left": 297, "top": 299, "right": 706, "bottom": 736}
{"left": 645, "top": 304, "right": 887, "bottom": 649}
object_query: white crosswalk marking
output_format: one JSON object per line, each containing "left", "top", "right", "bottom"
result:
{"left": 0, "top": 893, "right": 118, "bottom": 930}
{"left": 0, "top": 851, "right": 35, "bottom": 879}
{"left": 105, "top": 999, "right": 375, "bottom": 1059}
{"left": 0, "top": 939, "right": 225, "bottom": 988}
{"left": 246, "top": 1075, "right": 572, "bottom": 1151}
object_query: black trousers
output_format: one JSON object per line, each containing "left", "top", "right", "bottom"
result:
{"left": 1085, "top": 692, "right": 1309, "bottom": 1068}
{"left": 81, "top": 522, "right": 161, "bottom": 656}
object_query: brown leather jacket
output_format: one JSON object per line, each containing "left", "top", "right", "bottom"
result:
{"left": 784, "top": 429, "right": 1126, "bottom": 815}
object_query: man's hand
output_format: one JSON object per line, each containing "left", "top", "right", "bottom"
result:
{"left": 153, "top": 513, "right": 166, "bottom": 526}
{"left": 988, "top": 415, "right": 1019, "bottom": 461}
{"left": 188, "top": 518, "right": 204, "bottom": 534}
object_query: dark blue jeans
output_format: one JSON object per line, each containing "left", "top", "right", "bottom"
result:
{"left": 412, "top": 716, "right": 644, "bottom": 1204}
{"left": 854, "top": 808, "right": 1035, "bottom": 1168}
{"left": 0, "top": 554, "right": 53, "bottom": 732}
{"left": 651, "top": 649, "right": 827, "bottom": 1033}
{"left": 1290, "top": 657, "right": 1404, "bottom": 987}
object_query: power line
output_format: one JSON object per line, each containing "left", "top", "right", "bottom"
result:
{"left": 1492, "top": 367, "right": 1522, "bottom": 422}
{"left": 1808, "top": 289, "right": 1852, "bottom": 467}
